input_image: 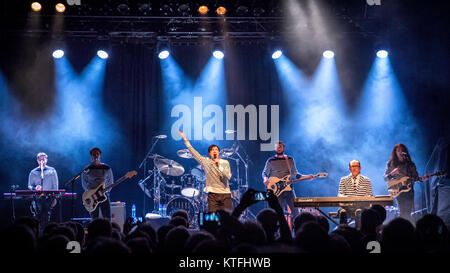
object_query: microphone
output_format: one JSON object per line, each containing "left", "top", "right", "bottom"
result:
{"left": 401, "top": 152, "right": 410, "bottom": 161}
{"left": 154, "top": 135, "right": 167, "bottom": 139}
{"left": 40, "top": 160, "right": 44, "bottom": 179}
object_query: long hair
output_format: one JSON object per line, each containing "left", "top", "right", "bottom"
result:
{"left": 388, "top": 143, "right": 411, "bottom": 167}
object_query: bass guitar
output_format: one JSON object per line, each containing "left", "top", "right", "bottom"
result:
{"left": 387, "top": 171, "right": 446, "bottom": 197}
{"left": 266, "top": 173, "right": 328, "bottom": 197}
{"left": 82, "top": 170, "right": 137, "bottom": 212}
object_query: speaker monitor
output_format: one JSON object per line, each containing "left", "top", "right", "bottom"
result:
{"left": 111, "top": 202, "right": 126, "bottom": 232}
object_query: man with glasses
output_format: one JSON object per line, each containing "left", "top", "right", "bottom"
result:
{"left": 338, "top": 160, "right": 373, "bottom": 227}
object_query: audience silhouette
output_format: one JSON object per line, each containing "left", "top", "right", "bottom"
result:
{"left": 1, "top": 188, "right": 449, "bottom": 255}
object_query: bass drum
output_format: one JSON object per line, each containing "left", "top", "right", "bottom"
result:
{"left": 166, "top": 196, "right": 198, "bottom": 226}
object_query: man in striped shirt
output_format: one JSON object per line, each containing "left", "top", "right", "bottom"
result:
{"left": 178, "top": 130, "right": 232, "bottom": 213}
{"left": 338, "top": 160, "right": 373, "bottom": 227}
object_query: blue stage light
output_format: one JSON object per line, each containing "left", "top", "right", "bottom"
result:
{"left": 97, "top": 50, "right": 109, "bottom": 59}
{"left": 323, "top": 50, "right": 334, "bottom": 59}
{"left": 52, "top": 49, "right": 64, "bottom": 59}
{"left": 213, "top": 50, "right": 224, "bottom": 59}
{"left": 272, "top": 50, "right": 282, "bottom": 59}
{"left": 158, "top": 50, "right": 170, "bottom": 59}
{"left": 376, "top": 50, "right": 388, "bottom": 58}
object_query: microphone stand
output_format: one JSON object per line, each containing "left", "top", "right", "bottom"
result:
{"left": 65, "top": 169, "right": 85, "bottom": 221}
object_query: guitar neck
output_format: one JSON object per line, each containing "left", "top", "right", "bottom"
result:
{"left": 289, "top": 176, "right": 312, "bottom": 184}
{"left": 104, "top": 176, "right": 127, "bottom": 192}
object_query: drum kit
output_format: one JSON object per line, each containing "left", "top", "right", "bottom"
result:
{"left": 138, "top": 134, "right": 253, "bottom": 227}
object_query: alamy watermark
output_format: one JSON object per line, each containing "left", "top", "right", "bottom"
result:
{"left": 171, "top": 97, "right": 279, "bottom": 151}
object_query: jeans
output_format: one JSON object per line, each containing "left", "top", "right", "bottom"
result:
{"left": 278, "top": 190, "right": 299, "bottom": 220}
{"left": 30, "top": 196, "right": 55, "bottom": 229}
{"left": 396, "top": 190, "right": 414, "bottom": 223}
{"left": 90, "top": 195, "right": 111, "bottom": 220}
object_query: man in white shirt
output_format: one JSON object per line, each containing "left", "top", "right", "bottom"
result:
{"left": 178, "top": 130, "right": 232, "bottom": 212}
{"left": 338, "top": 160, "right": 373, "bottom": 226}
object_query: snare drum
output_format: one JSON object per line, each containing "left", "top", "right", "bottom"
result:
{"left": 166, "top": 196, "right": 198, "bottom": 226}
{"left": 181, "top": 174, "right": 200, "bottom": 197}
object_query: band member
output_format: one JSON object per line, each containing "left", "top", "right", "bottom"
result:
{"left": 81, "top": 147, "right": 113, "bottom": 220}
{"left": 262, "top": 141, "right": 316, "bottom": 221}
{"left": 338, "top": 160, "right": 373, "bottom": 227}
{"left": 384, "top": 143, "right": 428, "bottom": 223}
{"left": 28, "top": 152, "right": 59, "bottom": 228}
{"left": 177, "top": 130, "right": 232, "bottom": 212}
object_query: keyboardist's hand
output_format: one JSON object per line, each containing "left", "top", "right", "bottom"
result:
{"left": 36, "top": 185, "right": 42, "bottom": 191}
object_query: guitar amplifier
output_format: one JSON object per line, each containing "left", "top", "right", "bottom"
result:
{"left": 111, "top": 201, "right": 126, "bottom": 232}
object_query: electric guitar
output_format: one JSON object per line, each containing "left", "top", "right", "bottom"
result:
{"left": 82, "top": 171, "right": 137, "bottom": 212}
{"left": 266, "top": 173, "right": 328, "bottom": 197}
{"left": 387, "top": 171, "right": 446, "bottom": 198}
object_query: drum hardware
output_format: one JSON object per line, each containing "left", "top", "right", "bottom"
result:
{"left": 138, "top": 134, "right": 166, "bottom": 216}
{"left": 164, "top": 181, "right": 182, "bottom": 200}
{"left": 138, "top": 134, "right": 185, "bottom": 215}
{"left": 220, "top": 135, "right": 255, "bottom": 220}
{"left": 165, "top": 183, "right": 181, "bottom": 189}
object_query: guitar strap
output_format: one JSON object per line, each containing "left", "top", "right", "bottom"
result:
{"left": 283, "top": 155, "right": 293, "bottom": 178}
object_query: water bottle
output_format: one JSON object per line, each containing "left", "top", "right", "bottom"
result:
{"left": 131, "top": 204, "right": 136, "bottom": 223}
{"left": 159, "top": 203, "right": 167, "bottom": 217}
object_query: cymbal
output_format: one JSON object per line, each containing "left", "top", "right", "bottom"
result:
{"left": 177, "top": 149, "right": 193, "bottom": 159}
{"left": 220, "top": 147, "right": 237, "bottom": 158}
{"left": 155, "top": 157, "right": 185, "bottom": 176}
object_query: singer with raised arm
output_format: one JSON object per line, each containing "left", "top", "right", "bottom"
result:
{"left": 177, "top": 130, "right": 233, "bottom": 212}
{"left": 27, "top": 152, "right": 59, "bottom": 229}
{"left": 384, "top": 143, "right": 428, "bottom": 224}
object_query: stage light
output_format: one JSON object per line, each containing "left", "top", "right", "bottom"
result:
{"left": 117, "top": 3, "right": 130, "bottom": 15}
{"left": 158, "top": 50, "right": 170, "bottom": 59}
{"left": 253, "top": 6, "right": 265, "bottom": 16}
{"left": 160, "top": 4, "right": 173, "bottom": 16}
{"left": 52, "top": 49, "right": 64, "bottom": 59}
{"left": 213, "top": 50, "right": 224, "bottom": 59}
{"left": 323, "top": 50, "right": 334, "bottom": 59}
{"left": 216, "top": 6, "right": 226, "bottom": 15}
{"left": 97, "top": 50, "right": 109, "bottom": 59}
{"left": 178, "top": 4, "right": 190, "bottom": 16}
{"left": 31, "top": 2, "right": 42, "bottom": 12}
{"left": 138, "top": 3, "right": 152, "bottom": 15}
{"left": 198, "top": 5, "right": 208, "bottom": 15}
{"left": 376, "top": 50, "right": 388, "bottom": 58}
{"left": 272, "top": 50, "right": 283, "bottom": 59}
{"left": 55, "top": 3, "right": 66, "bottom": 13}
{"left": 236, "top": 5, "right": 249, "bottom": 16}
